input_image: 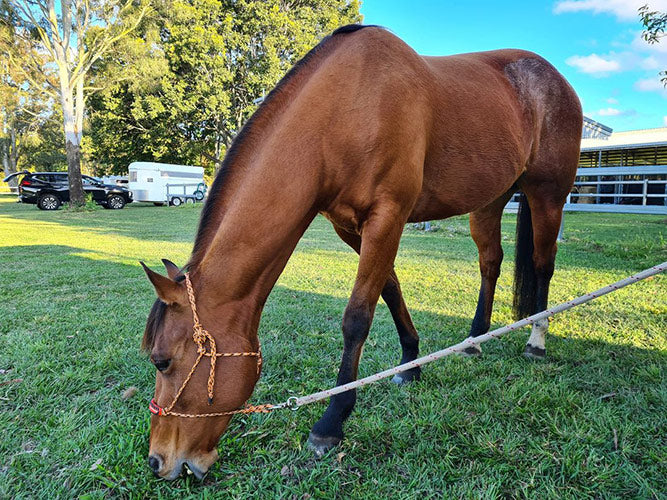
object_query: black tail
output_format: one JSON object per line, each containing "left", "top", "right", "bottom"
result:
{"left": 513, "top": 194, "right": 536, "bottom": 320}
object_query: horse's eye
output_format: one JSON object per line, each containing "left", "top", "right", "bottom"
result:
{"left": 152, "top": 358, "right": 172, "bottom": 372}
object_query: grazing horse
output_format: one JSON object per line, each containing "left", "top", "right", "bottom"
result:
{"left": 140, "top": 25, "right": 582, "bottom": 479}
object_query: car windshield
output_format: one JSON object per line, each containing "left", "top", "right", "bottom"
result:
{"left": 83, "top": 176, "right": 102, "bottom": 186}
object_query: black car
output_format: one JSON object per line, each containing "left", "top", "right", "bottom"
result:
{"left": 3, "top": 171, "right": 133, "bottom": 210}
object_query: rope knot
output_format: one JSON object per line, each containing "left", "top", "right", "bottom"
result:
{"left": 154, "top": 272, "right": 265, "bottom": 417}
{"left": 193, "top": 329, "right": 206, "bottom": 345}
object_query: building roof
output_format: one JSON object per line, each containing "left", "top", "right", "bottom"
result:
{"left": 581, "top": 127, "right": 667, "bottom": 151}
{"left": 583, "top": 116, "right": 613, "bottom": 135}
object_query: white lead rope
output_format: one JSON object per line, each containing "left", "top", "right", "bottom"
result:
{"left": 272, "top": 261, "right": 666, "bottom": 411}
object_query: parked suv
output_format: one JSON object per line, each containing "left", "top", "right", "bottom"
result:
{"left": 3, "top": 171, "right": 133, "bottom": 210}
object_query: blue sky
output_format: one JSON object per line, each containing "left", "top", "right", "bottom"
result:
{"left": 359, "top": 0, "right": 667, "bottom": 132}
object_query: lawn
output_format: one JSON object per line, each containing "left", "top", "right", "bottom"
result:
{"left": 0, "top": 194, "right": 665, "bottom": 499}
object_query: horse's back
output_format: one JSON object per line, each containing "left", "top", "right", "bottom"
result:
{"left": 409, "top": 48, "right": 581, "bottom": 219}
{"left": 312, "top": 28, "right": 581, "bottom": 223}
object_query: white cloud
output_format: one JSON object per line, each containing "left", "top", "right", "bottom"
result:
{"left": 565, "top": 47, "right": 667, "bottom": 76}
{"left": 635, "top": 77, "right": 664, "bottom": 92}
{"left": 635, "top": 77, "right": 667, "bottom": 98}
{"left": 597, "top": 107, "right": 622, "bottom": 116}
{"left": 606, "top": 97, "right": 619, "bottom": 104}
{"left": 641, "top": 56, "right": 661, "bottom": 69}
{"left": 599, "top": 108, "right": 635, "bottom": 117}
{"left": 664, "top": 116, "right": 667, "bottom": 126}
{"left": 566, "top": 53, "right": 621, "bottom": 75}
{"left": 594, "top": 107, "right": 638, "bottom": 117}
{"left": 631, "top": 32, "right": 667, "bottom": 54}
{"left": 554, "top": 0, "right": 667, "bottom": 21}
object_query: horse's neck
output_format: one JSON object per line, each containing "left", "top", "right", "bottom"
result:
{"left": 192, "top": 144, "right": 318, "bottom": 339}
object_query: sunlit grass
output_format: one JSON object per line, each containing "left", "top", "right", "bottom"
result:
{"left": 0, "top": 194, "right": 665, "bottom": 498}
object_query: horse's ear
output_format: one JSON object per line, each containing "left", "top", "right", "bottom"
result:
{"left": 161, "top": 259, "right": 182, "bottom": 280}
{"left": 140, "top": 262, "right": 184, "bottom": 305}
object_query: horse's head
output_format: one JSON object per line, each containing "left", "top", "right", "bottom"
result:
{"left": 140, "top": 260, "right": 261, "bottom": 480}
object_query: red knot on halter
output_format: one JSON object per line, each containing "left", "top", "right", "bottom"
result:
{"left": 149, "top": 272, "right": 264, "bottom": 418}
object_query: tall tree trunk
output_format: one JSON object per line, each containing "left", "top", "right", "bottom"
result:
{"left": 2, "top": 141, "right": 12, "bottom": 189}
{"left": 62, "top": 100, "right": 85, "bottom": 205}
{"left": 60, "top": 75, "right": 85, "bottom": 205}
{"left": 52, "top": 0, "right": 84, "bottom": 206}
{"left": 3, "top": 128, "right": 18, "bottom": 188}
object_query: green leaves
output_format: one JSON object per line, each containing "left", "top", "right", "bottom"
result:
{"left": 87, "top": 0, "right": 361, "bottom": 176}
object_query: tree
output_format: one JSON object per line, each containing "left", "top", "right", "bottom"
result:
{"left": 87, "top": 0, "right": 361, "bottom": 176}
{"left": 639, "top": 4, "right": 667, "bottom": 86}
{"left": 4, "top": 0, "right": 147, "bottom": 205}
{"left": 0, "top": 0, "right": 52, "bottom": 186}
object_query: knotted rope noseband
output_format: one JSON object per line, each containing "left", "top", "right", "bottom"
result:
{"left": 149, "top": 273, "right": 272, "bottom": 418}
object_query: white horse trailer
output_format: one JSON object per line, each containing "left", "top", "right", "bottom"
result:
{"left": 128, "top": 162, "right": 205, "bottom": 205}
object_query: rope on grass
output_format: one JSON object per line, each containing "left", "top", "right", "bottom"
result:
{"left": 271, "top": 261, "right": 667, "bottom": 411}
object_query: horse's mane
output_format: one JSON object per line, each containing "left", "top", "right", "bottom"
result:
{"left": 187, "top": 24, "right": 378, "bottom": 269}
{"left": 142, "top": 25, "right": 378, "bottom": 353}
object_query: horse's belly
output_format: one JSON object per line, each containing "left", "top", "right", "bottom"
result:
{"left": 408, "top": 159, "right": 522, "bottom": 222}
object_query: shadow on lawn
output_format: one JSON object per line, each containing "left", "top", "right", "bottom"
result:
{"left": 2, "top": 243, "right": 663, "bottom": 391}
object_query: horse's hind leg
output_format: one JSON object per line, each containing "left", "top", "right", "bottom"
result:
{"left": 519, "top": 191, "right": 564, "bottom": 359}
{"left": 332, "top": 225, "right": 421, "bottom": 383}
{"left": 465, "top": 192, "right": 514, "bottom": 354}
{"left": 308, "top": 208, "right": 407, "bottom": 457}
{"left": 512, "top": 177, "right": 572, "bottom": 359}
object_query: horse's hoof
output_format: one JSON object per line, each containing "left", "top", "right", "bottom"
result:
{"left": 307, "top": 432, "right": 341, "bottom": 458}
{"left": 460, "top": 345, "right": 482, "bottom": 356}
{"left": 391, "top": 367, "right": 421, "bottom": 385}
{"left": 523, "top": 344, "right": 546, "bottom": 360}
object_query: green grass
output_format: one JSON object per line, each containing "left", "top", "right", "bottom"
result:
{"left": 0, "top": 194, "right": 665, "bottom": 499}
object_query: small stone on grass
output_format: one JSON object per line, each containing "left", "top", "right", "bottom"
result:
{"left": 122, "top": 386, "right": 138, "bottom": 401}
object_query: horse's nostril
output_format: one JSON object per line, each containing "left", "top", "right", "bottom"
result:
{"left": 148, "top": 455, "right": 162, "bottom": 474}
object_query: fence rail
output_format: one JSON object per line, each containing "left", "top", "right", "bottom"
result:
{"left": 507, "top": 165, "right": 667, "bottom": 215}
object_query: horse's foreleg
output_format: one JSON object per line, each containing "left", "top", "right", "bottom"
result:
{"left": 308, "top": 210, "right": 406, "bottom": 457}
{"left": 465, "top": 194, "right": 512, "bottom": 354}
{"left": 332, "top": 225, "right": 420, "bottom": 384}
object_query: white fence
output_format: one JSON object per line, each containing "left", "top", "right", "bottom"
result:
{"left": 507, "top": 165, "right": 667, "bottom": 215}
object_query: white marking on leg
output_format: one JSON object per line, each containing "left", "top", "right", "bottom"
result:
{"left": 527, "top": 319, "right": 548, "bottom": 349}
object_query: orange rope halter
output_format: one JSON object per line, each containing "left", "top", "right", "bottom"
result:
{"left": 149, "top": 273, "right": 270, "bottom": 418}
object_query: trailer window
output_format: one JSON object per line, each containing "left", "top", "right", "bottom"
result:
{"left": 160, "top": 171, "right": 203, "bottom": 179}
{"left": 130, "top": 171, "right": 137, "bottom": 182}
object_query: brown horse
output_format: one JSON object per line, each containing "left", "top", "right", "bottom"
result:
{"left": 140, "top": 25, "right": 582, "bottom": 479}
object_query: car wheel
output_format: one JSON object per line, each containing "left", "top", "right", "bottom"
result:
{"left": 170, "top": 197, "right": 182, "bottom": 207}
{"left": 37, "top": 193, "right": 61, "bottom": 210}
{"left": 193, "top": 190, "right": 204, "bottom": 201}
{"left": 185, "top": 197, "right": 195, "bottom": 204}
{"left": 107, "top": 194, "right": 126, "bottom": 209}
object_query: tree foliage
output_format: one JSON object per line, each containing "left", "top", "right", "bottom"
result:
{"left": 0, "top": 0, "right": 56, "bottom": 184}
{"left": 639, "top": 4, "right": 667, "bottom": 86}
{"left": 3, "top": 0, "right": 148, "bottom": 203}
{"left": 87, "top": 0, "right": 361, "bottom": 176}
{"left": 1, "top": 1, "right": 361, "bottom": 180}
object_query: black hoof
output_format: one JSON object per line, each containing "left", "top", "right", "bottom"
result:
{"left": 391, "top": 367, "right": 421, "bottom": 385}
{"left": 307, "top": 432, "right": 341, "bottom": 458}
{"left": 460, "top": 345, "right": 482, "bottom": 356}
{"left": 524, "top": 344, "right": 546, "bottom": 360}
